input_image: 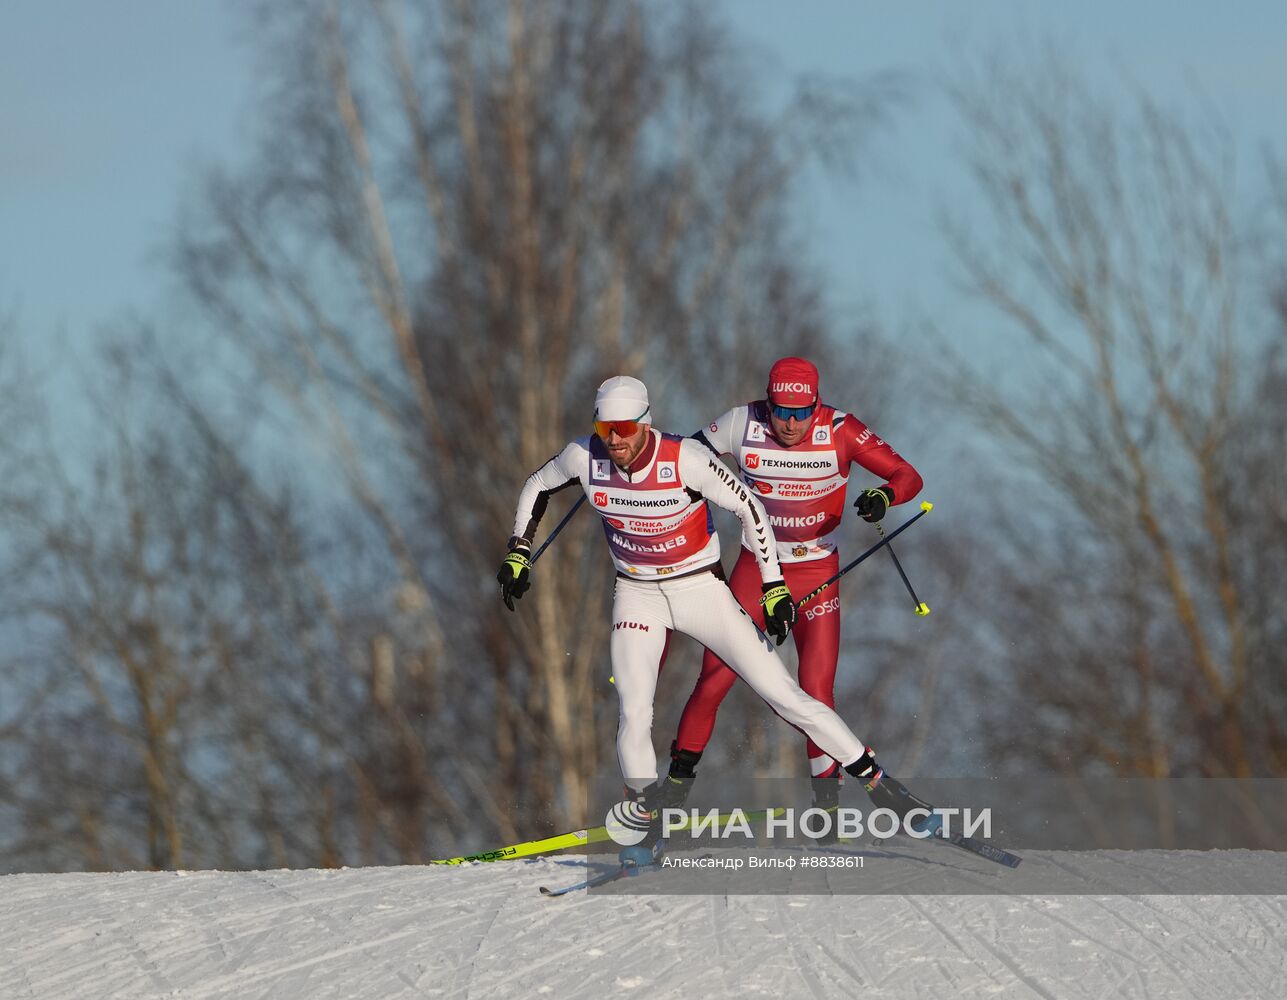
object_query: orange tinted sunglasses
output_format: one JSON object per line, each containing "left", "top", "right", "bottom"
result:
{"left": 593, "top": 418, "right": 644, "bottom": 440}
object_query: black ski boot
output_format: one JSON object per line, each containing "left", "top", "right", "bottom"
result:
{"left": 617, "top": 781, "right": 666, "bottom": 866}
{"left": 844, "top": 749, "right": 942, "bottom": 837}
{"left": 809, "top": 773, "right": 841, "bottom": 846}
{"left": 659, "top": 742, "right": 702, "bottom": 812}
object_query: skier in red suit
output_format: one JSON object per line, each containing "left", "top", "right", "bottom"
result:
{"left": 667, "top": 357, "right": 923, "bottom": 839}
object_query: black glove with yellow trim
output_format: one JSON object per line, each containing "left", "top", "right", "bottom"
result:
{"left": 760, "top": 580, "right": 797, "bottom": 646}
{"left": 497, "top": 539, "right": 533, "bottom": 611}
{"left": 853, "top": 486, "right": 894, "bottom": 523}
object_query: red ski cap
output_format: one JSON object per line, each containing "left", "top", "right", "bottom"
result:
{"left": 766, "top": 357, "right": 819, "bottom": 407}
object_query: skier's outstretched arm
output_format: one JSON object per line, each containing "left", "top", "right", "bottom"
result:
{"left": 839, "top": 414, "right": 921, "bottom": 498}
{"left": 500, "top": 440, "right": 585, "bottom": 610}
{"left": 509, "top": 440, "right": 587, "bottom": 546}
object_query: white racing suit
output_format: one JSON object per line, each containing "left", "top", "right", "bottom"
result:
{"left": 511, "top": 429, "right": 868, "bottom": 789}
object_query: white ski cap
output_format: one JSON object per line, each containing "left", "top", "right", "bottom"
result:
{"left": 594, "top": 375, "right": 651, "bottom": 422}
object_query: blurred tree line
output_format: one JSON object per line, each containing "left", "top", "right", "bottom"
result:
{"left": 0, "top": 3, "right": 1282, "bottom": 873}
{"left": 936, "top": 51, "right": 1287, "bottom": 783}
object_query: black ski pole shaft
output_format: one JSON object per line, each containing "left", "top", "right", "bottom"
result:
{"left": 874, "top": 521, "right": 930, "bottom": 617}
{"left": 796, "top": 501, "right": 933, "bottom": 609}
{"left": 531, "top": 494, "right": 587, "bottom": 563}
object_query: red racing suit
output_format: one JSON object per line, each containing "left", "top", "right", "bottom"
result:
{"left": 674, "top": 400, "right": 923, "bottom": 777}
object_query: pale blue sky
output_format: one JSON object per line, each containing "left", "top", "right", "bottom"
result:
{"left": 3, "top": 1, "right": 1286, "bottom": 363}
{"left": 731, "top": 0, "right": 1287, "bottom": 321}
{"left": 1, "top": 3, "right": 255, "bottom": 344}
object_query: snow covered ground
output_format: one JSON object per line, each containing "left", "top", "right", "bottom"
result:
{"left": 3, "top": 849, "right": 1285, "bottom": 999}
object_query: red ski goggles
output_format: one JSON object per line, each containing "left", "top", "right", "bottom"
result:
{"left": 593, "top": 418, "right": 645, "bottom": 440}
{"left": 593, "top": 409, "right": 650, "bottom": 441}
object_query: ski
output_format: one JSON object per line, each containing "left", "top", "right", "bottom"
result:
{"left": 946, "top": 833, "right": 1022, "bottom": 868}
{"left": 431, "top": 808, "right": 784, "bottom": 865}
{"left": 866, "top": 780, "right": 1022, "bottom": 869}
{"left": 539, "top": 859, "right": 660, "bottom": 897}
{"left": 430, "top": 828, "right": 598, "bottom": 865}
{"left": 872, "top": 831, "right": 1022, "bottom": 868}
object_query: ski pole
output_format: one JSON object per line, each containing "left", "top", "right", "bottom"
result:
{"left": 795, "top": 501, "right": 933, "bottom": 609}
{"left": 874, "top": 518, "right": 930, "bottom": 616}
{"left": 530, "top": 494, "right": 586, "bottom": 563}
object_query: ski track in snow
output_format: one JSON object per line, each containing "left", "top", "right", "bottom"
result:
{"left": 1, "top": 854, "right": 1285, "bottom": 999}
